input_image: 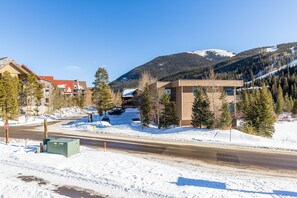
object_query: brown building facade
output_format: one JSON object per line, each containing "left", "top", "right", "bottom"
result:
{"left": 150, "top": 80, "right": 243, "bottom": 126}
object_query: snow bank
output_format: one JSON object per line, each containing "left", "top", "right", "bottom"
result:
{"left": 0, "top": 139, "right": 296, "bottom": 197}
{"left": 50, "top": 106, "right": 85, "bottom": 118}
{"left": 65, "top": 108, "right": 297, "bottom": 151}
{"left": 0, "top": 107, "right": 86, "bottom": 127}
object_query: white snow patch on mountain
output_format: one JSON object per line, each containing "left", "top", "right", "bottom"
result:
{"left": 189, "top": 49, "right": 236, "bottom": 58}
{"left": 266, "top": 46, "right": 278, "bottom": 52}
{"left": 247, "top": 59, "right": 297, "bottom": 84}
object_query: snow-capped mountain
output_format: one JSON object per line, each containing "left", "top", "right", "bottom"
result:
{"left": 189, "top": 49, "right": 236, "bottom": 61}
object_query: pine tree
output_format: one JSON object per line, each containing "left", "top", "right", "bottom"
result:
{"left": 292, "top": 100, "right": 297, "bottom": 115}
{"left": 34, "top": 82, "right": 44, "bottom": 115}
{"left": 159, "top": 93, "right": 178, "bottom": 128}
{"left": 96, "top": 83, "right": 114, "bottom": 115}
{"left": 92, "top": 67, "right": 114, "bottom": 115}
{"left": 276, "top": 85, "right": 284, "bottom": 115}
{"left": 258, "top": 85, "right": 276, "bottom": 137}
{"left": 140, "top": 83, "right": 151, "bottom": 126}
{"left": 169, "top": 101, "right": 179, "bottom": 126}
{"left": 201, "top": 95, "right": 215, "bottom": 129}
{"left": 191, "top": 87, "right": 214, "bottom": 129}
{"left": 284, "top": 93, "right": 292, "bottom": 112}
{"left": 51, "top": 86, "right": 63, "bottom": 112}
{"left": 93, "top": 67, "right": 109, "bottom": 89}
{"left": 0, "top": 72, "right": 19, "bottom": 120}
{"left": 191, "top": 87, "right": 204, "bottom": 128}
{"left": 76, "top": 95, "right": 85, "bottom": 108}
{"left": 219, "top": 91, "right": 232, "bottom": 130}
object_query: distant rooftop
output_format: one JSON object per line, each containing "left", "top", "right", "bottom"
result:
{"left": 122, "top": 88, "right": 137, "bottom": 98}
{"left": 0, "top": 57, "right": 15, "bottom": 67}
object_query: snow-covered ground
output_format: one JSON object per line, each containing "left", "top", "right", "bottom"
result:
{"left": 0, "top": 107, "right": 86, "bottom": 126}
{"left": 1, "top": 139, "right": 297, "bottom": 198}
{"left": 64, "top": 108, "right": 297, "bottom": 151}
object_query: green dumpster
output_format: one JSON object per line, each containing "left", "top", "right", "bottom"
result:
{"left": 47, "top": 138, "right": 80, "bottom": 157}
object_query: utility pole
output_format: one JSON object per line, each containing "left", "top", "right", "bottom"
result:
{"left": 44, "top": 118, "right": 48, "bottom": 139}
{"left": 5, "top": 119, "right": 9, "bottom": 144}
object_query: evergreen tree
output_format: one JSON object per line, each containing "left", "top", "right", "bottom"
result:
{"left": 75, "top": 95, "right": 85, "bottom": 108}
{"left": 51, "top": 86, "right": 63, "bottom": 112}
{"left": 191, "top": 87, "right": 214, "bottom": 129}
{"left": 284, "top": 93, "right": 292, "bottom": 112}
{"left": 34, "top": 82, "right": 44, "bottom": 115}
{"left": 276, "top": 85, "right": 284, "bottom": 114}
{"left": 92, "top": 67, "right": 114, "bottom": 115}
{"left": 96, "top": 83, "right": 114, "bottom": 115}
{"left": 0, "top": 72, "right": 19, "bottom": 119}
{"left": 159, "top": 93, "right": 178, "bottom": 128}
{"left": 201, "top": 94, "right": 214, "bottom": 129}
{"left": 219, "top": 91, "right": 232, "bottom": 130}
{"left": 140, "top": 83, "right": 151, "bottom": 126}
{"left": 292, "top": 100, "right": 297, "bottom": 115}
{"left": 258, "top": 85, "right": 276, "bottom": 137}
{"left": 191, "top": 87, "right": 204, "bottom": 128}
{"left": 93, "top": 67, "right": 109, "bottom": 89}
{"left": 169, "top": 101, "right": 179, "bottom": 126}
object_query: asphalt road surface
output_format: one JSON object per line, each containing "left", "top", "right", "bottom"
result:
{"left": 1, "top": 121, "right": 297, "bottom": 171}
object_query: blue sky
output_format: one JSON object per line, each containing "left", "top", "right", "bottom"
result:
{"left": 0, "top": 0, "right": 297, "bottom": 86}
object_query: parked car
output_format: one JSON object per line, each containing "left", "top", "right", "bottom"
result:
{"left": 131, "top": 118, "right": 141, "bottom": 125}
{"left": 131, "top": 118, "right": 140, "bottom": 122}
{"left": 108, "top": 108, "right": 123, "bottom": 115}
{"left": 101, "top": 116, "right": 110, "bottom": 123}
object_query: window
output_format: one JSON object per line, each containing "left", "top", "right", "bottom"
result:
{"left": 229, "top": 102, "right": 234, "bottom": 112}
{"left": 193, "top": 86, "right": 198, "bottom": 95}
{"left": 224, "top": 87, "right": 234, "bottom": 96}
{"left": 165, "top": 88, "right": 171, "bottom": 95}
{"left": 193, "top": 86, "right": 206, "bottom": 95}
{"left": 45, "top": 98, "right": 49, "bottom": 103}
{"left": 165, "top": 88, "right": 176, "bottom": 101}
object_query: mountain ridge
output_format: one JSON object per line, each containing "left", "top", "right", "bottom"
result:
{"left": 109, "top": 49, "right": 235, "bottom": 91}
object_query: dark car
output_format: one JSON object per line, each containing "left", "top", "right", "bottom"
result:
{"left": 101, "top": 116, "right": 110, "bottom": 123}
{"left": 108, "top": 108, "right": 123, "bottom": 115}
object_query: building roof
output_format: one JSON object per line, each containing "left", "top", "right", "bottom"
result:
{"left": 0, "top": 57, "right": 34, "bottom": 75}
{"left": 73, "top": 80, "right": 87, "bottom": 90}
{"left": 122, "top": 88, "right": 137, "bottom": 98}
{"left": 151, "top": 80, "right": 243, "bottom": 88}
{"left": 39, "top": 76, "right": 87, "bottom": 93}
{"left": 21, "top": 65, "right": 40, "bottom": 80}
{"left": 39, "top": 76, "right": 55, "bottom": 83}
{"left": 53, "top": 80, "right": 74, "bottom": 93}
{"left": 0, "top": 57, "right": 14, "bottom": 68}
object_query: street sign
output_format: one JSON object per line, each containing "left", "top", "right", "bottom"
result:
{"left": 4, "top": 122, "right": 9, "bottom": 130}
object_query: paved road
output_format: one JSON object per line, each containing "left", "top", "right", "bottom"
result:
{"left": 1, "top": 121, "right": 297, "bottom": 171}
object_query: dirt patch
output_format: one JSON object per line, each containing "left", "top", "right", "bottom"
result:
{"left": 17, "top": 175, "right": 48, "bottom": 186}
{"left": 54, "top": 186, "right": 107, "bottom": 198}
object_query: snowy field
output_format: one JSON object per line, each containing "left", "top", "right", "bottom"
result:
{"left": 0, "top": 107, "right": 85, "bottom": 126}
{"left": 1, "top": 139, "right": 297, "bottom": 198}
{"left": 64, "top": 108, "right": 297, "bottom": 151}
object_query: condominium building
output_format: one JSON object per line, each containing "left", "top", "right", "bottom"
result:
{"left": 150, "top": 80, "right": 243, "bottom": 126}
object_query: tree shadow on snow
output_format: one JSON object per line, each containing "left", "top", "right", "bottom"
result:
{"left": 174, "top": 177, "right": 297, "bottom": 197}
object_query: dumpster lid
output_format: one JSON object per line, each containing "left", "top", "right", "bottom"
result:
{"left": 48, "top": 138, "right": 78, "bottom": 143}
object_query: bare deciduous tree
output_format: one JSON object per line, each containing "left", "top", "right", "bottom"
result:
{"left": 138, "top": 70, "right": 157, "bottom": 90}
{"left": 111, "top": 89, "right": 122, "bottom": 107}
{"left": 206, "top": 67, "right": 219, "bottom": 122}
